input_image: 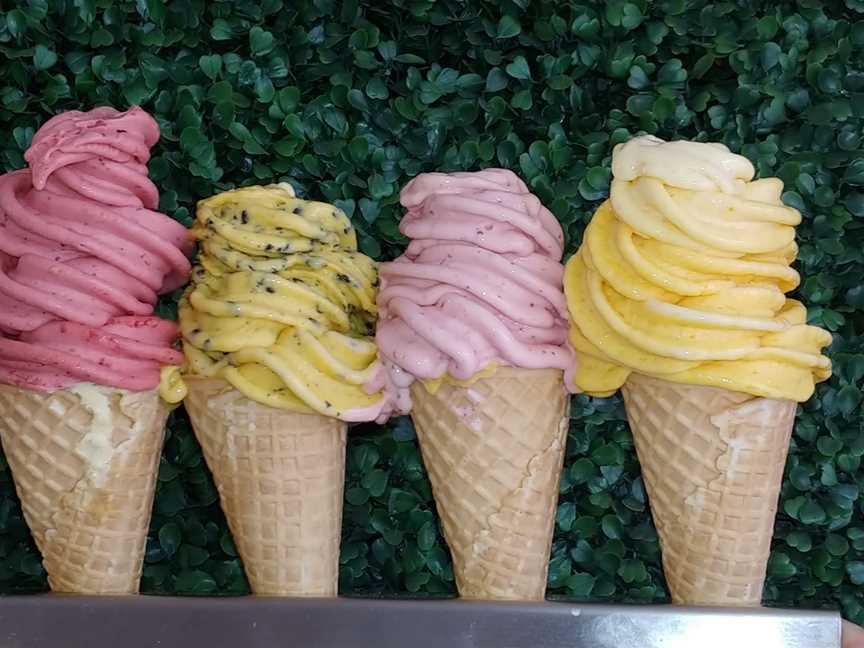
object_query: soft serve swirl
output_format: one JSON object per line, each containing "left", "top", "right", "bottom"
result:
{"left": 180, "top": 183, "right": 387, "bottom": 422}
{"left": 374, "top": 169, "right": 575, "bottom": 411}
{"left": 564, "top": 136, "right": 832, "bottom": 401}
{"left": 0, "top": 107, "right": 191, "bottom": 395}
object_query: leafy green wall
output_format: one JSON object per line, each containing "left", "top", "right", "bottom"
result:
{"left": 0, "top": 0, "right": 862, "bottom": 623}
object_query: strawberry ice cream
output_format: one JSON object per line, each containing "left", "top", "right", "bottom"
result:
{"left": 0, "top": 107, "right": 191, "bottom": 392}
{"left": 373, "top": 169, "right": 575, "bottom": 413}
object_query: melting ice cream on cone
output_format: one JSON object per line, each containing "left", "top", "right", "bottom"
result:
{"left": 0, "top": 107, "right": 192, "bottom": 593}
{"left": 375, "top": 169, "right": 576, "bottom": 600}
{"left": 563, "top": 135, "right": 832, "bottom": 606}
{"left": 179, "top": 183, "right": 387, "bottom": 596}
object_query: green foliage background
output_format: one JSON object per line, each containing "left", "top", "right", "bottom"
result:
{"left": 0, "top": 0, "right": 862, "bottom": 622}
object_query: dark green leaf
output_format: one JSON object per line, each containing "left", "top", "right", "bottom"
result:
{"left": 158, "top": 523, "right": 182, "bottom": 558}
{"left": 362, "top": 469, "right": 389, "bottom": 497}
{"left": 556, "top": 502, "right": 576, "bottom": 531}
{"left": 417, "top": 522, "right": 436, "bottom": 551}
{"left": 601, "top": 515, "right": 624, "bottom": 539}
{"left": 249, "top": 26, "right": 275, "bottom": 56}
{"left": 33, "top": 45, "right": 57, "bottom": 70}
{"left": 175, "top": 570, "right": 218, "bottom": 594}
{"left": 505, "top": 56, "right": 532, "bottom": 81}
{"left": 388, "top": 488, "right": 421, "bottom": 514}
{"left": 848, "top": 562, "right": 864, "bottom": 586}
{"left": 90, "top": 28, "right": 114, "bottom": 47}
{"left": 199, "top": 54, "right": 222, "bottom": 80}
{"left": 496, "top": 16, "right": 521, "bottom": 39}
{"left": 566, "top": 572, "right": 596, "bottom": 597}
{"left": 486, "top": 68, "right": 508, "bottom": 92}
{"left": 799, "top": 500, "right": 828, "bottom": 526}
{"left": 617, "top": 559, "right": 648, "bottom": 584}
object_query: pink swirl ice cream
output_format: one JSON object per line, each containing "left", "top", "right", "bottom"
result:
{"left": 0, "top": 107, "right": 191, "bottom": 393}
{"left": 374, "top": 169, "right": 575, "bottom": 413}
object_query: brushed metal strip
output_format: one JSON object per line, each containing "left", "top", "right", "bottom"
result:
{"left": 0, "top": 596, "right": 842, "bottom": 648}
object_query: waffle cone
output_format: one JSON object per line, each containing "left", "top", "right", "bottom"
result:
{"left": 410, "top": 367, "right": 569, "bottom": 600}
{"left": 0, "top": 383, "right": 168, "bottom": 594}
{"left": 621, "top": 373, "right": 796, "bottom": 606}
{"left": 183, "top": 377, "right": 346, "bottom": 596}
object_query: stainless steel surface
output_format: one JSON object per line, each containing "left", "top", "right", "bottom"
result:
{"left": 0, "top": 596, "right": 842, "bottom": 648}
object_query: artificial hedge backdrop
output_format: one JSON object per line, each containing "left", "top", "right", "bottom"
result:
{"left": 0, "top": 0, "right": 862, "bottom": 622}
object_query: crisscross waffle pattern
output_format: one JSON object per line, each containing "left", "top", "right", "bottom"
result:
{"left": 183, "top": 378, "right": 346, "bottom": 596}
{"left": 622, "top": 373, "right": 796, "bottom": 606}
{"left": 410, "top": 368, "right": 569, "bottom": 600}
{"left": 0, "top": 384, "right": 167, "bottom": 594}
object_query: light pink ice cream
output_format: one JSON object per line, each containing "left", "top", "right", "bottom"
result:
{"left": 0, "top": 106, "right": 191, "bottom": 391}
{"left": 373, "top": 169, "right": 575, "bottom": 414}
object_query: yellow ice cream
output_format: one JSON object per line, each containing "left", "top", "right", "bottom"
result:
{"left": 564, "top": 136, "right": 832, "bottom": 402}
{"left": 180, "top": 183, "right": 387, "bottom": 421}
{"left": 420, "top": 363, "right": 498, "bottom": 395}
{"left": 159, "top": 366, "right": 188, "bottom": 404}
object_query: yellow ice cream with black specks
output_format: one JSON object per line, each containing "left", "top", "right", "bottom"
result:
{"left": 180, "top": 183, "right": 387, "bottom": 422}
{"left": 563, "top": 136, "right": 832, "bottom": 402}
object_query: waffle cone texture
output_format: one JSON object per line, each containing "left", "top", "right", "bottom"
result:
{"left": 0, "top": 384, "right": 168, "bottom": 594}
{"left": 621, "top": 373, "right": 796, "bottom": 606}
{"left": 410, "top": 367, "right": 570, "bottom": 601}
{"left": 183, "top": 377, "right": 346, "bottom": 596}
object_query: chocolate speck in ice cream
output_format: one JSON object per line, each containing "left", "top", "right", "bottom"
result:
{"left": 0, "top": 106, "right": 192, "bottom": 398}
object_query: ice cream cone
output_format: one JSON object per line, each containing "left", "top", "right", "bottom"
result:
{"left": 0, "top": 384, "right": 168, "bottom": 594}
{"left": 621, "top": 373, "right": 797, "bottom": 606}
{"left": 183, "top": 377, "right": 346, "bottom": 596}
{"left": 409, "top": 367, "right": 570, "bottom": 600}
